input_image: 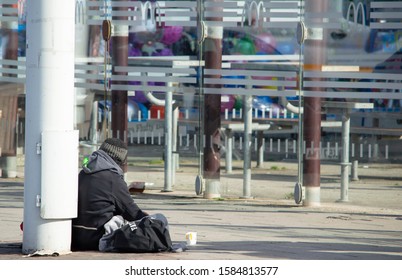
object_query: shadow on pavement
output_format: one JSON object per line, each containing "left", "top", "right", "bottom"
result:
{"left": 0, "top": 243, "right": 22, "bottom": 255}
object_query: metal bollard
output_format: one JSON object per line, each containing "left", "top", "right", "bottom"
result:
{"left": 351, "top": 160, "right": 359, "bottom": 181}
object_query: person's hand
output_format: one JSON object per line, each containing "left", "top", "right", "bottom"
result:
{"left": 104, "top": 215, "right": 125, "bottom": 234}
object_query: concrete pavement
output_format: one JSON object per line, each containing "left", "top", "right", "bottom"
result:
{"left": 0, "top": 150, "right": 402, "bottom": 260}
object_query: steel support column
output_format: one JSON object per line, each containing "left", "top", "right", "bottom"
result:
{"left": 23, "top": 0, "right": 77, "bottom": 254}
{"left": 302, "top": 0, "right": 328, "bottom": 206}
{"left": 111, "top": 1, "right": 128, "bottom": 173}
{"left": 203, "top": 0, "right": 223, "bottom": 198}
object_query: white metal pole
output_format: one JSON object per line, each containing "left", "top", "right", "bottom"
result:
{"left": 23, "top": 0, "right": 78, "bottom": 255}
{"left": 340, "top": 112, "right": 350, "bottom": 202}
{"left": 172, "top": 106, "right": 179, "bottom": 183}
{"left": 164, "top": 81, "right": 173, "bottom": 192}
{"left": 225, "top": 129, "right": 233, "bottom": 173}
{"left": 74, "top": 0, "right": 89, "bottom": 131}
{"left": 242, "top": 93, "right": 253, "bottom": 198}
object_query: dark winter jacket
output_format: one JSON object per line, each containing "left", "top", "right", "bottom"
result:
{"left": 71, "top": 150, "right": 147, "bottom": 251}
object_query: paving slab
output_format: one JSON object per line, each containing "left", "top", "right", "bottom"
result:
{"left": 1, "top": 150, "right": 402, "bottom": 260}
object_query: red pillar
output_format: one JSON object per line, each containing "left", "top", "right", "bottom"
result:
{"left": 302, "top": 0, "right": 328, "bottom": 206}
{"left": 111, "top": 1, "right": 128, "bottom": 172}
{"left": 203, "top": 0, "right": 223, "bottom": 198}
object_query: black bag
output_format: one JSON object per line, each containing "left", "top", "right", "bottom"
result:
{"left": 113, "top": 216, "right": 172, "bottom": 253}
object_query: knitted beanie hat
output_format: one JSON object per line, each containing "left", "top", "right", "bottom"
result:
{"left": 100, "top": 138, "right": 128, "bottom": 165}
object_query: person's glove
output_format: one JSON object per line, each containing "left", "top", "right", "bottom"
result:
{"left": 104, "top": 215, "right": 125, "bottom": 235}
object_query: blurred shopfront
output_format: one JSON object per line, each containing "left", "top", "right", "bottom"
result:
{"left": 1, "top": 0, "right": 401, "bottom": 205}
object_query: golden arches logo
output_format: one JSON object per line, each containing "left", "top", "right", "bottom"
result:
{"left": 346, "top": 1, "right": 367, "bottom": 26}
{"left": 139, "top": 1, "right": 162, "bottom": 30}
{"left": 241, "top": 0, "right": 265, "bottom": 28}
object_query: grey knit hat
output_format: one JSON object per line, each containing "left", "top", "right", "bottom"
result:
{"left": 100, "top": 138, "right": 128, "bottom": 165}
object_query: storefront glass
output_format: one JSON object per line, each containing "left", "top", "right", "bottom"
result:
{"left": 0, "top": 0, "right": 401, "bottom": 207}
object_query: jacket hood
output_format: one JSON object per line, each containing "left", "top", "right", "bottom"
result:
{"left": 82, "top": 150, "right": 124, "bottom": 176}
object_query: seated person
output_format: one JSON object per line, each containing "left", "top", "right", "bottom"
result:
{"left": 72, "top": 138, "right": 155, "bottom": 251}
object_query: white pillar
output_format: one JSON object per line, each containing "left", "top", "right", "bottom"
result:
{"left": 340, "top": 112, "right": 351, "bottom": 202}
{"left": 74, "top": 0, "right": 89, "bottom": 133}
{"left": 225, "top": 129, "right": 233, "bottom": 173}
{"left": 23, "top": 0, "right": 78, "bottom": 255}
{"left": 242, "top": 94, "right": 253, "bottom": 199}
{"left": 163, "top": 82, "right": 173, "bottom": 192}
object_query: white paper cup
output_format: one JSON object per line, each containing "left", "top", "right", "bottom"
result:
{"left": 185, "top": 232, "right": 197, "bottom": 245}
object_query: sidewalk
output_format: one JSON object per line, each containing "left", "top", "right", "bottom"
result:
{"left": 1, "top": 150, "right": 402, "bottom": 260}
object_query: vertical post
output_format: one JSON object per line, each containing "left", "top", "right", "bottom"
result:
{"left": 340, "top": 112, "right": 350, "bottom": 202}
{"left": 90, "top": 101, "right": 98, "bottom": 149}
{"left": 74, "top": 0, "right": 89, "bottom": 135}
{"left": 164, "top": 82, "right": 173, "bottom": 192}
{"left": 203, "top": 0, "right": 223, "bottom": 199}
{"left": 303, "top": 96, "right": 321, "bottom": 206}
{"left": 302, "top": 0, "right": 328, "bottom": 207}
{"left": 111, "top": 0, "right": 128, "bottom": 172}
{"left": 172, "top": 105, "right": 180, "bottom": 177}
{"left": 24, "top": 0, "right": 77, "bottom": 254}
{"left": 1, "top": 3, "right": 19, "bottom": 178}
{"left": 242, "top": 94, "right": 253, "bottom": 198}
{"left": 225, "top": 128, "right": 233, "bottom": 173}
{"left": 256, "top": 130, "right": 264, "bottom": 168}
{"left": 351, "top": 160, "right": 359, "bottom": 181}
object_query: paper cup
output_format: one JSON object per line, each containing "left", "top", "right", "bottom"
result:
{"left": 185, "top": 232, "right": 197, "bottom": 245}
